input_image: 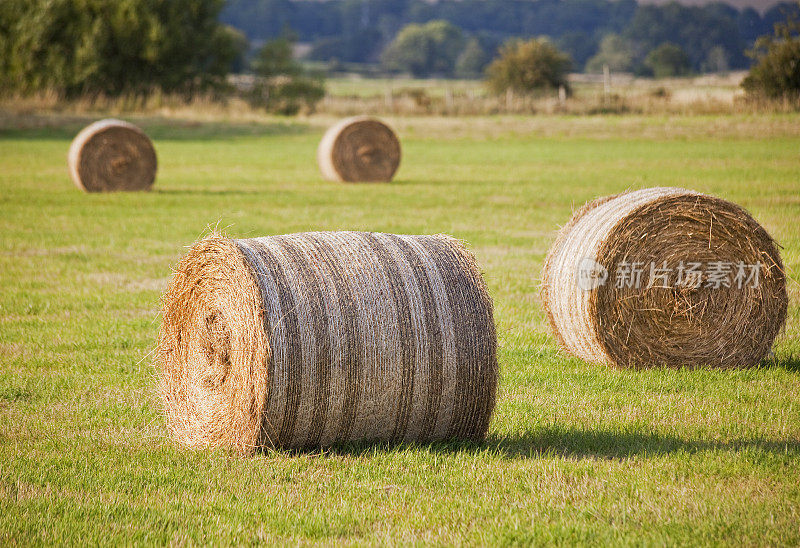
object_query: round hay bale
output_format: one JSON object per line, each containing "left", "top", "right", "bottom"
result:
{"left": 157, "top": 231, "right": 497, "bottom": 452}
{"left": 541, "top": 187, "right": 787, "bottom": 369}
{"left": 68, "top": 119, "right": 157, "bottom": 192}
{"left": 317, "top": 116, "right": 401, "bottom": 182}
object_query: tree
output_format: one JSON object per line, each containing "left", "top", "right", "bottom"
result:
{"left": 742, "top": 7, "right": 800, "bottom": 99}
{"left": 455, "top": 38, "right": 489, "bottom": 78}
{"left": 585, "top": 34, "right": 635, "bottom": 73}
{"left": 624, "top": 3, "right": 746, "bottom": 72}
{"left": 249, "top": 31, "right": 325, "bottom": 114}
{"left": 556, "top": 31, "right": 599, "bottom": 70}
{"left": 485, "top": 37, "right": 572, "bottom": 95}
{"left": 219, "top": 0, "right": 792, "bottom": 76}
{"left": 381, "top": 20, "right": 465, "bottom": 77}
{"left": 702, "top": 46, "right": 729, "bottom": 73}
{"left": 644, "top": 42, "right": 691, "bottom": 78}
{"left": 0, "top": 0, "right": 246, "bottom": 97}
{"left": 252, "top": 31, "right": 300, "bottom": 78}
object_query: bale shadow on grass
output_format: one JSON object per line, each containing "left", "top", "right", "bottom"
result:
{"left": 483, "top": 426, "right": 800, "bottom": 460}
{"left": 143, "top": 121, "right": 311, "bottom": 141}
{"left": 303, "top": 426, "right": 799, "bottom": 461}
{"left": 766, "top": 354, "right": 800, "bottom": 372}
{"left": 154, "top": 188, "right": 265, "bottom": 196}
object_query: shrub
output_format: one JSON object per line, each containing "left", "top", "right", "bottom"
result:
{"left": 644, "top": 43, "right": 692, "bottom": 78}
{"left": 455, "top": 38, "right": 490, "bottom": 79}
{"left": 485, "top": 38, "right": 572, "bottom": 95}
{"left": 742, "top": 10, "right": 800, "bottom": 99}
{"left": 381, "top": 20, "right": 465, "bottom": 77}
{"left": 249, "top": 33, "right": 325, "bottom": 115}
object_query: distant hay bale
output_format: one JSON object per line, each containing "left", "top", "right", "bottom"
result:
{"left": 68, "top": 119, "right": 157, "bottom": 192}
{"left": 541, "top": 187, "right": 787, "bottom": 369}
{"left": 157, "top": 231, "right": 497, "bottom": 452}
{"left": 317, "top": 116, "right": 401, "bottom": 182}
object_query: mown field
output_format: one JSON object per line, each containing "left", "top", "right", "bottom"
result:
{"left": 1, "top": 113, "right": 799, "bottom": 545}
{"left": 323, "top": 72, "right": 745, "bottom": 101}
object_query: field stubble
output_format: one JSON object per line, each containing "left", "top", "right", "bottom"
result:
{"left": 0, "top": 110, "right": 799, "bottom": 545}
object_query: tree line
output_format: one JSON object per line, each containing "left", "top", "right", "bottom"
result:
{"left": 1, "top": 0, "right": 798, "bottom": 104}
{"left": 222, "top": 0, "right": 800, "bottom": 75}
{"left": 0, "top": 0, "right": 245, "bottom": 97}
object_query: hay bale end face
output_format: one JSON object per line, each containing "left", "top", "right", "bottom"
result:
{"left": 68, "top": 119, "right": 157, "bottom": 192}
{"left": 158, "top": 231, "right": 497, "bottom": 452}
{"left": 317, "top": 116, "right": 401, "bottom": 182}
{"left": 541, "top": 187, "right": 787, "bottom": 369}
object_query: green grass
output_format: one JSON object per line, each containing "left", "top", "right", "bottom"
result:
{"left": 1, "top": 113, "right": 799, "bottom": 545}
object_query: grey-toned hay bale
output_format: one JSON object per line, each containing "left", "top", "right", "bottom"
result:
{"left": 68, "top": 119, "right": 157, "bottom": 192}
{"left": 317, "top": 116, "right": 401, "bottom": 182}
{"left": 157, "top": 231, "right": 497, "bottom": 452}
{"left": 541, "top": 187, "right": 787, "bottom": 369}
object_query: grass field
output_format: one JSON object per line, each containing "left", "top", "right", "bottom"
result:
{"left": 319, "top": 73, "right": 754, "bottom": 117}
{"left": 1, "top": 113, "right": 799, "bottom": 545}
{"left": 323, "top": 72, "right": 746, "bottom": 102}
{"left": 0, "top": 73, "right": 762, "bottom": 121}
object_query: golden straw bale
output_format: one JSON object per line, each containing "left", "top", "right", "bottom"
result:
{"left": 68, "top": 119, "right": 157, "bottom": 192}
{"left": 158, "top": 232, "right": 497, "bottom": 452}
{"left": 318, "top": 116, "right": 401, "bottom": 182}
{"left": 541, "top": 187, "right": 787, "bottom": 369}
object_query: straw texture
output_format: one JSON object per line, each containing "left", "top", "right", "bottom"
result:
{"left": 317, "top": 116, "right": 401, "bottom": 182}
{"left": 158, "top": 231, "right": 497, "bottom": 452}
{"left": 68, "top": 119, "right": 157, "bottom": 192}
{"left": 541, "top": 187, "right": 787, "bottom": 369}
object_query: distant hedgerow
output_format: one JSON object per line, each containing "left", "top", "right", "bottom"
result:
{"left": 742, "top": 8, "right": 800, "bottom": 100}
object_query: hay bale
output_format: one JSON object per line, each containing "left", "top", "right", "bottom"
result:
{"left": 157, "top": 231, "right": 497, "bottom": 452}
{"left": 541, "top": 187, "right": 787, "bottom": 369}
{"left": 68, "top": 119, "right": 157, "bottom": 192}
{"left": 317, "top": 116, "right": 401, "bottom": 182}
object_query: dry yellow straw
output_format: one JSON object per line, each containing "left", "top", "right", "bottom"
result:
{"left": 317, "top": 116, "right": 401, "bottom": 182}
{"left": 541, "top": 187, "right": 787, "bottom": 369}
{"left": 68, "top": 119, "right": 157, "bottom": 192}
{"left": 158, "top": 231, "right": 497, "bottom": 452}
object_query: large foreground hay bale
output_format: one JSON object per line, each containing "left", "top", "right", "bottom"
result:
{"left": 158, "top": 231, "right": 497, "bottom": 452}
{"left": 317, "top": 116, "right": 401, "bottom": 182}
{"left": 541, "top": 187, "right": 787, "bottom": 369}
{"left": 68, "top": 119, "right": 157, "bottom": 192}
